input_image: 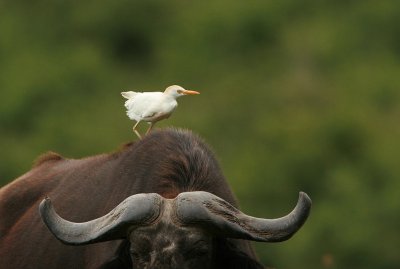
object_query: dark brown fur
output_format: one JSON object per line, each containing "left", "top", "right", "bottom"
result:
{"left": 0, "top": 128, "right": 263, "bottom": 269}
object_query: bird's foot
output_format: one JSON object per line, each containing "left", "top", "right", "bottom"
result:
{"left": 145, "top": 123, "right": 154, "bottom": 136}
{"left": 133, "top": 128, "right": 142, "bottom": 139}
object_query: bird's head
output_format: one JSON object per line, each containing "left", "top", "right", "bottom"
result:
{"left": 164, "top": 85, "right": 200, "bottom": 98}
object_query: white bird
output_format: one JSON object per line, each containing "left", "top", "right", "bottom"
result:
{"left": 121, "top": 85, "right": 200, "bottom": 139}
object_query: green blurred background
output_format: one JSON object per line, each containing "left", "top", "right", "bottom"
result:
{"left": 1, "top": 1, "right": 399, "bottom": 268}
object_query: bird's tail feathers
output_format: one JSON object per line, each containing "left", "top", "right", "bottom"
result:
{"left": 121, "top": 91, "right": 138, "bottom": 99}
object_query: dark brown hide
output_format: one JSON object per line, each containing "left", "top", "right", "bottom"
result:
{"left": 0, "top": 128, "right": 259, "bottom": 269}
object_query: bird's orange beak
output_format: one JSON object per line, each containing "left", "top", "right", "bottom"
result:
{"left": 182, "top": 90, "right": 200, "bottom": 95}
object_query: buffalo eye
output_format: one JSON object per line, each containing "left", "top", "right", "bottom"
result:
{"left": 130, "top": 251, "right": 139, "bottom": 260}
{"left": 130, "top": 250, "right": 150, "bottom": 264}
{"left": 184, "top": 240, "right": 210, "bottom": 259}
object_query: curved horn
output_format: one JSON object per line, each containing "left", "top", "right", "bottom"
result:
{"left": 39, "top": 193, "right": 163, "bottom": 245}
{"left": 174, "top": 191, "right": 311, "bottom": 242}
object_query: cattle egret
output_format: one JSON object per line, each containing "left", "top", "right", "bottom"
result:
{"left": 121, "top": 85, "right": 200, "bottom": 139}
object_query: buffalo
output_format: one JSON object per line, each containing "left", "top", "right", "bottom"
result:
{"left": 0, "top": 128, "right": 311, "bottom": 269}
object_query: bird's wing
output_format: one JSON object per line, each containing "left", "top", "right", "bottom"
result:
{"left": 125, "top": 92, "right": 164, "bottom": 120}
{"left": 121, "top": 91, "right": 139, "bottom": 99}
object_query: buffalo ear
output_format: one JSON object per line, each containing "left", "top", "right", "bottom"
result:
{"left": 213, "top": 238, "right": 264, "bottom": 269}
{"left": 98, "top": 241, "right": 132, "bottom": 269}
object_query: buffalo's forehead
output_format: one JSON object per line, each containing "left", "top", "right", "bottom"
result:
{"left": 129, "top": 220, "right": 211, "bottom": 254}
{"left": 129, "top": 221, "right": 214, "bottom": 269}
{"left": 128, "top": 195, "right": 212, "bottom": 254}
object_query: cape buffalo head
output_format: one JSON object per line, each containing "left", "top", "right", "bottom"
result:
{"left": 39, "top": 191, "right": 311, "bottom": 269}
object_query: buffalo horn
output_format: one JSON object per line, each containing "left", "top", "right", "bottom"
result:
{"left": 39, "top": 193, "right": 163, "bottom": 245}
{"left": 174, "top": 191, "right": 311, "bottom": 242}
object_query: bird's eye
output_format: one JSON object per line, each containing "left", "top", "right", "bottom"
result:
{"left": 177, "top": 89, "right": 183, "bottom": 94}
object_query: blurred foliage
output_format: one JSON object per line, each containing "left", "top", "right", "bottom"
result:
{"left": 1, "top": 1, "right": 400, "bottom": 268}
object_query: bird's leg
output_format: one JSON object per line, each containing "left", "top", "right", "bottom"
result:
{"left": 132, "top": 121, "right": 142, "bottom": 139}
{"left": 145, "top": 122, "right": 155, "bottom": 136}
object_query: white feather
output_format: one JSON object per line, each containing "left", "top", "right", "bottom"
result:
{"left": 121, "top": 91, "right": 139, "bottom": 99}
{"left": 124, "top": 92, "right": 167, "bottom": 122}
